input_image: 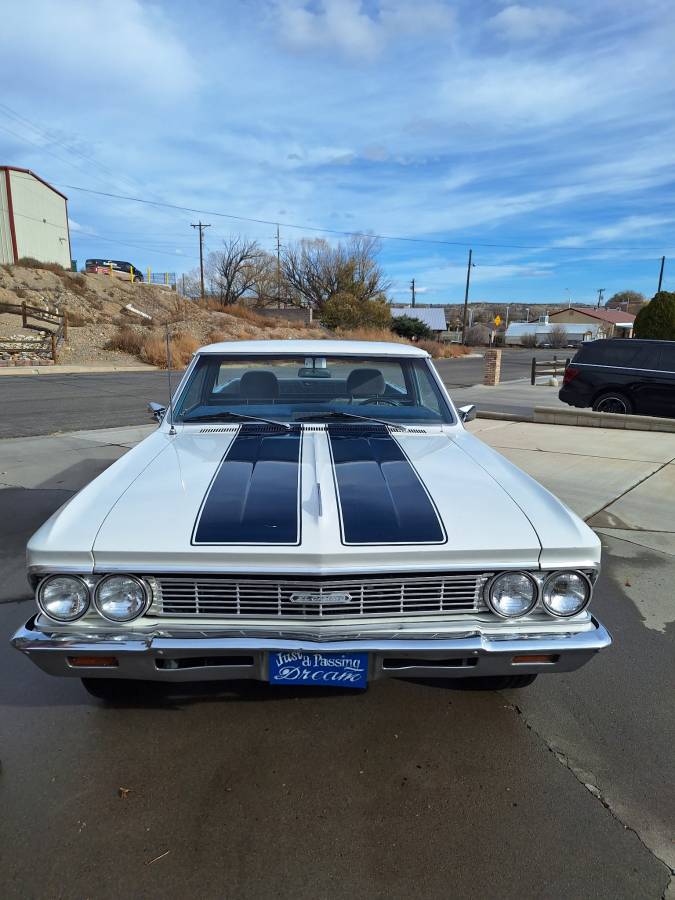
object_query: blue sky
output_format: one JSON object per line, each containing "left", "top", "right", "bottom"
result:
{"left": 1, "top": 0, "right": 674, "bottom": 304}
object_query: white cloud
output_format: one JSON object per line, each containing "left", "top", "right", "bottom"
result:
{"left": 67, "top": 217, "right": 82, "bottom": 232}
{"left": 0, "top": 0, "right": 199, "bottom": 103}
{"left": 553, "top": 215, "right": 675, "bottom": 247}
{"left": 489, "top": 5, "right": 576, "bottom": 42}
{"left": 274, "top": 0, "right": 454, "bottom": 59}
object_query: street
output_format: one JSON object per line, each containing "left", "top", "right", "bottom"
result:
{"left": 0, "top": 421, "right": 672, "bottom": 898}
{"left": 0, "top": 349, "right": 559, "bottom": 439}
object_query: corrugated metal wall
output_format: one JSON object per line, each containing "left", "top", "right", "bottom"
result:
{"left": 0, "top": 173, "right": 14, "bottom": 264}
{"left": 8, "top": 170, "right": 70, "bottom": 267}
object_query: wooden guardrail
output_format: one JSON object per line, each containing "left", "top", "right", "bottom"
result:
{"left": 0, "top": 300, "right": 68, "bottom": 361}
{"left": 531, "top": 355, "right": 570, "bottom": 385}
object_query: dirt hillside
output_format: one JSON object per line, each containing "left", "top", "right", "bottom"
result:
{"left": 0, "top": 263, "right": 320, "bottom": 367}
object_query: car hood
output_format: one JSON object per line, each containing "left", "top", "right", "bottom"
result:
{"left": 29, "top": 426, "right": 599, "bottom": 575}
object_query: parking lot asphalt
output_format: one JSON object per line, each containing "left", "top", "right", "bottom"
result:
{"left": 0, "top": 349, "right": 557, "bottom": 439}
{"left": 0, "top": 422, "right": 673, "bottom": 899}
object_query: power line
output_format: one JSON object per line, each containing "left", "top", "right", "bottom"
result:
{"left": 55, "top": 182, "right": 675, "bottom": 255}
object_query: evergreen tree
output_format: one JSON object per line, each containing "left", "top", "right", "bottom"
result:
{"left": 633, "top": 292, "right": 675, "bottom": 340}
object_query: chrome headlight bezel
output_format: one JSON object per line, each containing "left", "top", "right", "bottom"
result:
{"left": 542, "top": 570, "right": 592, "bottom": 618}
{"left": 486, "top": 571, "right": 538, "bottom": 619}
{"left": 93, "top": 574, "right": 150, "bottom": 623}
{"left": 37, "top": 574, "right": 90, "bottom": 622}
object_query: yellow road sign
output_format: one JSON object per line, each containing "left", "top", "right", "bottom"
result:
{"left": 494, "top": 315, "right": 502, "bottom": 326}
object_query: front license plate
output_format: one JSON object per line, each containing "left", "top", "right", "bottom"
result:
{"left": 268, "top": 651, "right": 368, "bottom": 689}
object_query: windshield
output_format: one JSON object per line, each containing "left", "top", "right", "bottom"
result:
{"left": 174, "top": 354, "right": 454, "bottom": 425}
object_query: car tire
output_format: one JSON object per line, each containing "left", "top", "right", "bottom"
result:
{"left": 592, "top": 391, "right": 633, "bottom": 415}
{"left": 81, "top": 678, "right": 146, "bottom": 701}
{"left": 457, "top": 674, "right": 538, "bottom": 691}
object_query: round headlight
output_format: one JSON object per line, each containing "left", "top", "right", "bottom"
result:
{"left": 94, "top": 575, "right": 148, "bottom": 622}
{"left": 542, "top": 571, "right": 590, "bottom": 617}
{"left": 38, "top": 575, "right": 90, "bottom": 622}
{"left": 488, "top": 572, "right": 537, "bottom": 618}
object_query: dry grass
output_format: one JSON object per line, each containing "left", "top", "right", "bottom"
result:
{"left": 64, "top": 273, "right": 90, "bottom": 296}
{"left": 65, "top": 309, "right": 89, "bottom": 327}
{"left": 334, "top": 328, "right": 469, "bottom": 359}
{"left": 107, "top": 325, "right": 145, "bottom": 356}
{"left": 416, "top": 339, "right": 470, "bottom": 358}
{"left": 140, "top": 332, "right": 200, "bottom": 368}
{"left": 16, "top": 257, "right": 65, "bottom": 274}
{"left": 203, "top": 300, "right": 273, "bottom": 328}
{"left": 335, "top": 327, "right": 408, "bottom": 344}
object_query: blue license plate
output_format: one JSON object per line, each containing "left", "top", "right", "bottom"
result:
{"left": 269, "top": 651, "right": 368, "bottom": 689}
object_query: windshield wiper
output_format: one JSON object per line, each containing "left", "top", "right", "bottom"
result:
{"left": 183, "top": 410, "right": 290, "bottom": 430}
{"left": 294, "top": 411, "right": 405, "bottom": 431}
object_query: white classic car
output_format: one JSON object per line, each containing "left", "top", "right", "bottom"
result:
{"left": 12, "top": 340, "right": 611, "bottom": 699}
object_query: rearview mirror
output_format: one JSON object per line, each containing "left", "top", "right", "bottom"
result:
{"left": 458, "top": 404, "right": 477, "bottom": 423}
{"left": 148, "top": 401, "right": 166, "bottom": 422}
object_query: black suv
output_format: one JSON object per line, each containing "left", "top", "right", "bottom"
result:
{"left": 559, "top": 339, "right": 675, "bottom": 418}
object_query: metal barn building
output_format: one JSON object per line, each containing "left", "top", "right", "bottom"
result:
{"left": 0, "top": 167, "right": 71, "bottom": 267}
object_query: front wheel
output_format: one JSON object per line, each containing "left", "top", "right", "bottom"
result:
{"left": 458, "top": 674, "right": 538, "bottom": 691}
{"left": 592, "top": 391, "right": 633, "bottom": 415}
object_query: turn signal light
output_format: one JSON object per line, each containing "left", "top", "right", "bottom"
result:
{"left": 563, "top": 366, "right": 580, "bottom": 385}
{"left": 67, "top": 656, "right": 119, "bottom": 668}
{"left": 511, "top": 654, "right": 558, "bottom": 664}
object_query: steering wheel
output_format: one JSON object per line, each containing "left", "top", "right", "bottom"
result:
{"left": 356, "top": 396, "right": 398, "bottom": 406}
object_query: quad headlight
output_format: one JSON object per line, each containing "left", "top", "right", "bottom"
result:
{"left": 542, "top": 571, "right": 591, "bottom": 617}
{"left": 37, "top": 575, "right": 90, "bottom": 622}
{"left": 94, "top": 575, "right": 149, "bottom": 622}
{"left": 487, "top": 572, "right": 537, "bottom": 618}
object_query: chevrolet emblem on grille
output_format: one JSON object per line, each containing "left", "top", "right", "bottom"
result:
{"left": 289, "top": 591, "right": 352, "bottom": 605}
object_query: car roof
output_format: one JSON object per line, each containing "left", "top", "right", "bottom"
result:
{"left": 196, "top": 339, "right": 430, "bottom": 357}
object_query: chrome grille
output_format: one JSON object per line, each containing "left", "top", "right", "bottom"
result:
{"left": 151, "top": 574, "right": 490, "bottom": 619}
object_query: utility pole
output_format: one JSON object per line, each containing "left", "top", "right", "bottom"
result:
{"left": 461, "top": 249, "right": 474, "bottom": 344}
{"left": 191, "top": 221, "right": 211, "bottom": 301}
{"left": 410, "top": 278, "right": 416, "bottom": 308}
{"left": 657, "top": 256, "right": 666, "bottom": 293}
{"left": 276, "top": 224, "right": 282, "bottom": 308}
{"left": 597, "top": 288, "right": 605, "bottom": 308}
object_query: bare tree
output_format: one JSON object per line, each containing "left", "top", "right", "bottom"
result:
{"left": 205, "top": 236, "right": 264, "bottom": 306}
{"left": 281, "top": 235, "right": 389, "bottom": 311}
{"left": 549, "top": 325, "right": 569, "bottom": 348}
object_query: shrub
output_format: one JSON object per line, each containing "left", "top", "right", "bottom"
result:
{"left": 321, "top": 293, "right": 391, "bottom": 331}
{"left": 633, "top": 291, "right": 675, "bottom": 340}
{"left": 139, "top": 332, "right": 199, "bottom": 368}
{"left": 465, "top": 324, "right": 490, "bottom": 346}
{"left": 107, "top": 325, "right": 144, "bottom": 356}
{"left": 520, "top": 332, "right": 538, "bottom": 348}
{"left": 549, "top": 325, "right": 569, "bottom": 348}
{"left": 391, "top": 314, "right": 433, "bottom": 340}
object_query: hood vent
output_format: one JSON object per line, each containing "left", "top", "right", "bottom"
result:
{"left": 196, "top": 424, "right": 432, "bottom": 434}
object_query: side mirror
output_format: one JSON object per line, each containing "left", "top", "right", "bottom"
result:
{"left": 148, "top": 401, "right": 166, "bottom": 423}
{"left": 458, "top": 404, "right": 477, "bottom": 424}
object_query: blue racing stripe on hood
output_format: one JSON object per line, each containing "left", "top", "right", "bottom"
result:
{"left": 328, "top": 427, "right": 446, "bottom": 545}
{"left": 193, "top": 427, "right": 301, "bottom": 545}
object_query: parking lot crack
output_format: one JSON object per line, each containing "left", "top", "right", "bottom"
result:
{"left": 506, "top": 701, "right": 674, "bottom": 888}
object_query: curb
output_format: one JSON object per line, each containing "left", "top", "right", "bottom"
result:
{"left": 0, "top": 364, "right": 158, "bottom": 376}
{"left": 534, "top": 406, "right": 675, "bottom": 433}
{"left": 476, "top": 410, "right": 532, "bottom": 423}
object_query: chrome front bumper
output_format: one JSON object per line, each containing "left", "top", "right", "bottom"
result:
{"left": 12, "top": 615, "right": 612, "bottom": 683}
